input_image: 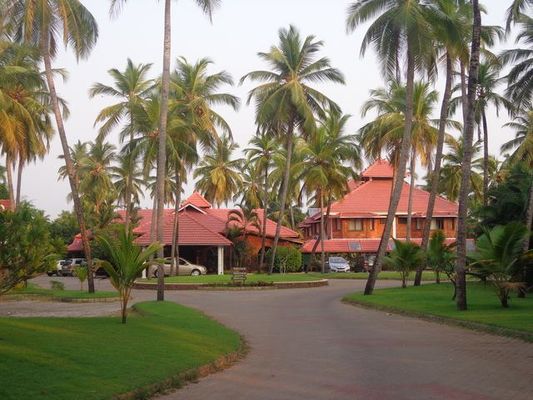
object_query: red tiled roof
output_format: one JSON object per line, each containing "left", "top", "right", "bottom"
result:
{"left": 301, "top": 237, "right": 461, "bottom": 253}
{"left": 67, "top": 234, "right": 83, "bottom": 252}
{"left": 0, "top": 199, "right": 10, "bottom": 211}
{"left": 361, "top": 159, "right": 394, "bottom": 179}
{"left": 329, "top": 180, "right": 457, "bottom": 217}
{"left": 135, "top": 211, "right": 232, "bottom": 246}
{"left": 181, "top": 192, "right": 212, "bottom": 208}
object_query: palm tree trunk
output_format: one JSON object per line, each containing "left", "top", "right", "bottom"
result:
{"left": 155, "top": 0, "right": 172, "bottom": 301}
{"left": 524, "top": 181, "right": 533, "bottom": 253}
{"left": 171, "top": 169, "right": 181, "bottom": 276}
{"left": 16, "top": 157, "right": 23, "bottom": 207}
{"left": 406, "top": 150, "right": 416, "bottom": 241}
{"left": 289, "top": 204, "right": 295, "bottom": 229}
{"left": 460, "top": 62, "right": 468, "bottom": 128}
{"left": 319, "top": 191, "right": 326, "bottom": 273}
{"left": 5, "top": 154, "right": 15, "bottom": 211}
{"left": 268, "top": 121, "right": 294, "bottom": 274}
{"left": 456, "top": 0, "right": 482, "bottom": 311}
{"left": 258, "top": 168, "right": 269, "bottom": 273}
{"left": 364, "top": 44, "right": 415, "bottom": 295}
{"left": 124, "top": 128, "right": 135, "bottom": 232}
{"left": 41, "top": 35, "right": 95, "bottom": 294}
{"left": 482, "top": 110, "right": 489, "bottom": 207}
{"left": 416, "top": 54, "right": 454, "bottom": 286}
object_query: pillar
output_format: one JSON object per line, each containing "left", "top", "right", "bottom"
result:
{"left": 217, "top": 246, "right": 224, "bottom": 275}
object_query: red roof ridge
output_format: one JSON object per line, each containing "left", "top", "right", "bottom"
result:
{"left": 361, "top": 159, "right": 395, "bottom": 179}
{"left": 182, "top": 192, "right": 212, "bottom": 208}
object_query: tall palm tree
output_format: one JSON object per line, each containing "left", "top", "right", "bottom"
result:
{"left": 347, "top": 0, "right": 436, "bottom": 295}
{"left": 359, "top": 81, "right": 441, "bottom": 240}
{"left": 417, "top": 0, "right": 471, "bottom": 286}
{"left": 455, "top": 0, "right": 482, "bottom": 311}
{"left": 300, "top": 111, "right": 360, "bottom": 272}
{"left": 245, "top": 134, "right": 278, "bottom": 272}
{"left": 241, "top": 25, "right": 344, "bottom": 274}
{"left": 194, "top": 134, "right": 243, "bottom": 207}
{"left": 110, "top": 0, "right": 221, "bottom": 301}
{"left": 112, "top": 152, "right": 144, "bottom": 212}
{"left": 10, "top": 0, "right": 99, "bottom": 293}
{"left": 89, "top": 59, "right": 153, "bottom": 230}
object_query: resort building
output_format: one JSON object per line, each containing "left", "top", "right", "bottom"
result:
{"left": 299, "top": 160, "right": 459, "bottom": 258}
{"left": 68, "top": 192, "right": 301, "bottom": 274}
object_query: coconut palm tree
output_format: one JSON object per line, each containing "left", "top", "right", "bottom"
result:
{"left": 347, "top": 0, "right": 437, "bottom": 295}
{"left": 359, "top": 80, "right": 442, "bottom": 240}
{"left": 9, "top": 0, "right": 99, "bottom": 293}
{"left": 300, "top": 112, "right": 360, "bottom": 272}
{"left": 194, "top": 134, "right": 243, "bottom": 207}
{"left": 417, "top": 0, "right": 471, "bottom": 285}
{"left": 89, "top": 59, "right": 153, "bottom": 230}
{"left": 226, "top": 204, "right": 261, "bottom": 268}
{"left": 455, "top": 0, "right": 482, "bottom": 311}
{"left": 111, "top": 152, "right": 145, "bottom": 212}
{"left": 245, "top": 134, "right": 278, "bottom": 272}
{"left": 110, "top": 0, "right": 221, "bottom": 301}
{"left": 241, "top": 25, "right": 344, "bottom": 274}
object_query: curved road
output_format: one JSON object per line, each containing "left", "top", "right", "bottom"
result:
{"left": 3, "top": 277, "right": 533, "bottom": 399}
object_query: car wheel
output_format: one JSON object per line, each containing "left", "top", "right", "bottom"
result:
{"left": 153, "top": 269, "right": 160, "bottom": 279}
{"left": 47, "top": 272, "right": 54, "bottom": 277}
{"left": 191, "top": 269, "right": 201, "bottom": 276}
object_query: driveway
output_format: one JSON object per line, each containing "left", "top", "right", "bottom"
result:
{"left": 2, "top": 277, "right": 533, "bottom": 399}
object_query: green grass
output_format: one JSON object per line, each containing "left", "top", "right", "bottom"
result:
{"left": 7, "top": 284, "right": 118, "bottom": 300}
{"left": 141, "top": 273, "right": 324, "bottom": 285}
{"left": 0, "top": 301, "right": 241, "bottom": 400}
{"left": 307, "top": 271, "right": 438, "bottom": 281}
{"left": 344, "top": 282, "right": 533, "bottom": 337}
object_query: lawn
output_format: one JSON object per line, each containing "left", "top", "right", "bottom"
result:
{"left": 344, "top": 282, "right": 533, "bottom": 338}
{"left": 307, "top": 271, "right": 438, "bottom": 281}
{"left": 7, "top": 284, "right": 118, "bottom": 300}
{"left": 0, "top": 301, "right": 241, "bottom": 400}
{"left": 141, "top": 273, "right": 324, "bottom": 285}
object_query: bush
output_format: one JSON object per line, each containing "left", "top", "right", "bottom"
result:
{"left": 266, "top": 246, "right": 302, "bottom": 273}
{"left": 50, "top": 281, "right": 65, "bottom": 291}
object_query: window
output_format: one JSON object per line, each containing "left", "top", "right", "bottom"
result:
{"left": 399, "top": 217, "right": 407, "bottom": 225}
{"left": 451, "top": 218, "right": 456, "bottom": 230}
{"left": 369, "top": 219, "right": 375, "bottom": 231}
{"left": 349, "top": 219, "right": 363, "bottom": 231}
{"left": 416, "top": 218, "right": 423, "bottom": 230}
{"left": 335, "top": 219, "right": 342, "bottom": 231}
{"left": 437, "top": 218, "right": 445, "bottom": 230}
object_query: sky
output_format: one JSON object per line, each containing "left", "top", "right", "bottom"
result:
{"left": 18, "top": 0, "right": 515, "bottom": 218}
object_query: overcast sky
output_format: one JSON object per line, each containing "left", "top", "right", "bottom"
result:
{"left": 19, "top": 0, "right": 514, "bottom": 218}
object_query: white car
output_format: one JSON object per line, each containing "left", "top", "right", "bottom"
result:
{"left": 327, "top": 256, "right": 351, "bottom": 273}
{"left": 151, "top": 257, "right": 207, "bottom": 278}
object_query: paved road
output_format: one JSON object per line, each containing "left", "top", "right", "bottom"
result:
{"left": 3, "top": 277, "right": 533, "bottom": 399}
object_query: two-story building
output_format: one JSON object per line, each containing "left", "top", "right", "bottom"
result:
{"left": 300, "top": 160, "right": 458, "bottom": 256}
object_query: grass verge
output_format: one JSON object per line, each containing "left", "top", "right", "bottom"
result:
{"left": 141, "top": 273, "right": 323, "bottom": 285}
{"left": 307, "top": 271, "right": 438, "bottom": 281}
{"left": 343, "top": 282, "right": 533, "bottom": 342}
{"left": 5, "top": 284, "right": 118, "bottom": 301}
{"left": 0, "top": 301, "right": 243, "bottom": 400}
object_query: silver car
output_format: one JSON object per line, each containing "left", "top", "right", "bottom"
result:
{"left": 151, "top": 257, "right": 207, "bottom": 278}
{"left": 327, "top": 256, "right": 351, "bottom": 273}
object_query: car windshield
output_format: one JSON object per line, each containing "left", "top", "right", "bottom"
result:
{"left": 329, "top": 257, "right": 346, "bottom": 263}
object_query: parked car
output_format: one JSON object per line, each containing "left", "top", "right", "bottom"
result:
{"left": 61, "top": 258, "right": 86, "bottom": 276}
{"left": 327, "top": 256, "right": 351, "bottom": 273}
{"left": 151, "top": 258, "right": 207, "bottom": 278}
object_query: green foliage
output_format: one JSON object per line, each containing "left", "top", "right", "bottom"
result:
{"left": 266, "top": 246, "right": 302, "bottom": 273}
{"left": 96, "top": 226, "right": 161, "bottom": 323}
{"left": 49, "top": 210, "right": 79, "bottom": 246}
{"left": 427, "top": 230, "right": 457, "bottom": 296}
{"left": 470, "top": 222, "right": 531, "bottom": 307}
{"left": 384, "top": 240, "right": 424, "bottom": 288}
{"left": 0, "top": 203, "right": 56, "bottom": 294}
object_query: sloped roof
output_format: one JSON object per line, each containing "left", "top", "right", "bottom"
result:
{"left": 0, "top": 199, "right": 10, "bottom": 211}
{"left": 361, "top": 159, "right": 395, "bottom": 179}
{"left": 181, "top": 192, "right": 212, "bottom": 208}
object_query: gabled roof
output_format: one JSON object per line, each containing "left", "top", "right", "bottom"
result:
{"left": 181, "top": 192, "right": 212, "bottom": 208}
{"left": 361, "top": 159, "right": 394, "bottom": 179}
{"left": 301, "top": 237, "right": 464, "bottom": 253}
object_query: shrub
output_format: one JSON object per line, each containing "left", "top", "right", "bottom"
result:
{"left": 266, "top": 246, "right": 302, "bottom": 273}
